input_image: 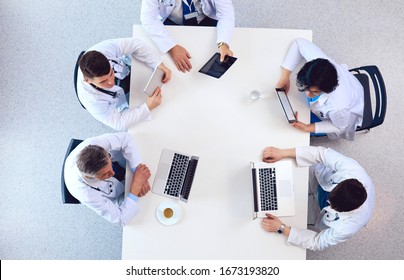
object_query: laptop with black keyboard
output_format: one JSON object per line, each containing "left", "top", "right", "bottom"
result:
{"left": 152, "top": 149, "right": 199, "bottom": 202}
{"left": 250, "top": 161, "right": 295, "bottom": 219}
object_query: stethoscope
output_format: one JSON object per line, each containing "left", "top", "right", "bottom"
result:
{"left": 324, "top": 209, "right": 340, "bottom": 222}
{"left": 90, "top": 59, "right": 128, "bottom": 98}
{"left": 90, "top": 84, "right": 118, "bottom": 98}
{"left": 109, "top": 59, "right": 129, "bottom": 78}
{"left": 160, "top": 0, "right": 173, "bottom": 6}
{"left": 83, "top": 179, "right": 114, "bottom": 195}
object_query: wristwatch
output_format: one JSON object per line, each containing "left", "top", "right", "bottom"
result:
{"left": 277, "top": 224, "right": 285, "bottom": 234}
{"left": 217, "top": 42, "right": 229, "bottom": 48}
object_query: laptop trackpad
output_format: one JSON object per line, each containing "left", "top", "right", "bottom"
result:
{"left": 156, "top": 163, "right": 171, "bottom": 180}
{"left": 277, "top": 180, "right": 293, "bottom": 197}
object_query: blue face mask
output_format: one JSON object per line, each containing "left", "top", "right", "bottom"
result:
{"left": 308, "top": 93, "right": 323, "bottom": 103}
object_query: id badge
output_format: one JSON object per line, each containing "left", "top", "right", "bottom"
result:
{"left": 184, "top": 11, "right": 198, "bottom": 20}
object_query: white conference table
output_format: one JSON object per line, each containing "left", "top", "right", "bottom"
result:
{"left": 123, "top": 25, "right": 312, "bottom": 260}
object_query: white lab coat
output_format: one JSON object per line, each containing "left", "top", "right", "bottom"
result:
{"left": 282, "top": 38, "right": 364, "bottom": 140}
{"left": 64, "top": 132, "right": 142, "bottom": 227}
{"left": 140, "top": 0, "right": 235, "bottom": 53}
{"left": 287, "top": 146, "right": 374, "bottom": 251}
{"left": 77, "top": 38, "right": 161, "bottom": 131}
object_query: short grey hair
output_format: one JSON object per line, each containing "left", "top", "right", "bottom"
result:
{"left": 76, "top": 145, "right": 110, "bottom": 176}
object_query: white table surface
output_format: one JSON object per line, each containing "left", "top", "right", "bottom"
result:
{"left": 122, "top": 25, "right": 312, "bottom": 260}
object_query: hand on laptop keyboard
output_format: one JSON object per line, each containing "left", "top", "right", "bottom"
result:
{"left": 262, "top": 147, "right": 284, "bottom": 163}
{"left": 262, "top": 147, "right": 296, "bottom": 163}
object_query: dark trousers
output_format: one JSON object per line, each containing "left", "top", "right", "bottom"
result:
{"left": 112, "top": 161, "right": 126, "bottom": 182}
{"left": 163, "top": 16, "right": 218, "bottom": 27}
{"left": 318, "top": 185, "right": 330, "bottom": 209}
{"left": 115, "top": 74, "right": 131, "bottom": 95}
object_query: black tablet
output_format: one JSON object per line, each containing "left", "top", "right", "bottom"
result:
{"left": 199, "top": 53, "right": 237, "bottom": 78}
{"left": 275, "top": 88, "right": 297, "bottom": 123}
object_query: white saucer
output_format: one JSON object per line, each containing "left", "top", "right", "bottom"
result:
{"left": 156, "top": 201, "right": 182, "bottom": 226}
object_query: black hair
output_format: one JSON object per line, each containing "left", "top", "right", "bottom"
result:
{"left": 329, "top": 179, "right": 367, "bottom": 212}
{"left": 296, "top": 58, "right": 339, "bottom": 93}
{"left": 79, "top": 51, "right": 110, "bottom": 79}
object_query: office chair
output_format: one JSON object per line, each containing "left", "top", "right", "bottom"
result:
{"left": 61, "top": 138, "right": 83, "bottom": 204}
{"left": 349, "top": 65, "right": 387, "bottom": 132}
{"left": 74, "top": 51, "right": 86, "bottom": 109}
{"left": 312, "top": 65, "right": 387, "bottom": 137}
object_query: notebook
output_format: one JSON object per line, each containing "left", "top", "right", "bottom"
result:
{"left": 250, "top": 161, "right": 295, "bottom": 219}
{"left": 152, "top": 149, "right": 199, "bottom": 203}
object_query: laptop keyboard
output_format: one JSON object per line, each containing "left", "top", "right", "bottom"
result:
{"left": 259, "top": 168, "right": 278, "bottom": 211}
{"left": 164, "top": 153, "right": 190, "bottom": 196}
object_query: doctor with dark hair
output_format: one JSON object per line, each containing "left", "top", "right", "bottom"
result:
{"left": 276, "top": 38, "right": 364, "bottom": 140}
{"left": 260, "top": 145, "right": 374, "bottom": 251}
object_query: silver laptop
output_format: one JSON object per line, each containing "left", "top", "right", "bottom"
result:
{"left": 250, "top": 161, "right": 295, "bottom": 219}
{"left": 152, "top": 149, "right": 199, "bottom": 202}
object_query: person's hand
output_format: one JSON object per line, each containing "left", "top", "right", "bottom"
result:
{"left": 137, "top": 181, "right": 151, "bottom": 197}
{"left": 218, "top": 43, "right": 233, "bottom": 62}
{"left": 146, "top": 87, "right": 162, "bottom": 111}
{"left": 158, "top": 63, "right": 172, "bottom": 83}
{"left": 291, "top": 111, "right": 315, "bottom": 133}
{"left": 130, "top": 164, "right": 151, "bottom": 196}
{"left": 169, "top": 44, "right": 192, "bottom": 72}
{"left": 276, "top": 68, "right": 292, "bottom": 93}
{"left": 261, "top": 213, "right": 283, "bottom": 233}
{"left": 262, "top": 147, "right": 296, "bottom": 163}
{"left": 262, "top": 147, "right": 285, "bottom": 163}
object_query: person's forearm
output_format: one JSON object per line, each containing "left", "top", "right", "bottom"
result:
{"left": 315, "top": 120, "right": 342, "bottom": 134}
{"left": 279, "top": 67, "right": 292, "bottom": 82}
{"left": 281, "top": 148, "right": 296, "bottom": 159}
{"left": 129, "top": 180, "right": 141, "bottom": 196}
{"left": 215, "top": 1, "right": 235, "bottom": 45}
{"left": 306, "top": 123, "right": 316, "bottom": 132}
{"left": 283, "top": 225, "right": 291, "bottom": 237}
{"left": 140, "top": 1, "right": 176, "bottom": 53}
{"left": 295, "top": 146, "right": 328, "bottom": 167}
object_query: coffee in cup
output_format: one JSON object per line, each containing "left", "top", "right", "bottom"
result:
{"left": 163, "top": 207, "right": 174, "bottom": 219}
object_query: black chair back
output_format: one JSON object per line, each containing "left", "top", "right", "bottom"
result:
{"left": 350, "top": 65, "right": 387, "bottom": 131}
{"left": 61, "top": 139, "right": 83, "bottom": 204}
{"left": 74, "top": 51, "right": 86, "bottom": 109}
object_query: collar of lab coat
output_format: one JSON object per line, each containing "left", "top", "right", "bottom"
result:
{"left": 81, "top": 176, "right": 113, "bottom": 189}
{"left": 313, "top": 92, "right": 329, "bottom": 106}
{"left": 323, "top": 205, "right": 362, "bottom": 222}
